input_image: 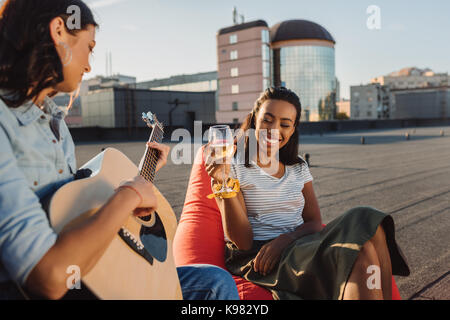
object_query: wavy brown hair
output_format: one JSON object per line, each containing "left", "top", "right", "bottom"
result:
{"left": 236, "top": 86, "right": 305, "bottom": 167}
{"left": 0, "top": 0, "right": 98, "bottom": 108}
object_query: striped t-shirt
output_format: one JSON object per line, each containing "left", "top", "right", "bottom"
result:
{"left": 230, "top": 156, "right": 314, "bottom": 241}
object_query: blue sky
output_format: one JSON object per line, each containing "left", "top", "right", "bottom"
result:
{"left": 85, "top": 0, "right": 450, "bottom": 99}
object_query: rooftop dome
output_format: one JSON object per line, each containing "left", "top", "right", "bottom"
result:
{"left": 270, "top": 19, "right": 335, "bottom": 44}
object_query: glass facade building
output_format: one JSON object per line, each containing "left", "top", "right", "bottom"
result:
{"left": 278, "top": 45, "right": 336, "bottom": 121}
{"left": 216, "top": 19, "right": 336, "bottom": 123}
{"left": 261, "top": 29, "right": 271, "bottom": 91}
{"left": 271, "top": 20, "right": 337, "bottom": 122}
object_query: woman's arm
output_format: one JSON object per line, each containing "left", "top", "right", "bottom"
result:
{"left": 214, "top": 189, "right": 253, "bottom": 251}
{"left": 25, "top": 177, "right": 156, "bottom": 300}
{"left": 204, "top": 144, "right": 253, "bottom": 251}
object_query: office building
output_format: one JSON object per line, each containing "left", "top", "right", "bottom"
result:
{"left": 136, "top": 71, "right": 217, "bottom": 92}
{"left": 392, "top": 86, "right": 449, "bottom": 119}
{"left": 216, "top": 19, "right": 337, "bottom": 123}
{"left": 80, "top": 87, "right": 216, "bottom": 133}
{"left": 216, "top": 20, "right": 271, "bottom": 124}
{"left": 350, "top": 83, "right": 393, "bottom": 119}
{"left": 371, "top": 67, "right": 449, "bottom": 90}
{"left": 336, "top": 99, "right": 350, "bottom": 118}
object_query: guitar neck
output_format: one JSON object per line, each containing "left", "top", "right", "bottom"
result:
{"left": 140, "top": 125, "right": 164, "bottom": 182}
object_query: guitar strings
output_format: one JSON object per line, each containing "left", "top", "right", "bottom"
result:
{"left": 140, "top": 127, "right": 163, "bottom": 182}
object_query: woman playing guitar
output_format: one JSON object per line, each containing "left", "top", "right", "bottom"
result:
{"left": 0, "top": 0, "right": 238, "bottom": 300}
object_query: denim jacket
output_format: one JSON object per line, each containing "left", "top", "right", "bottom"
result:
{"left": 0, "top": 95, "right": 76, "bottom": 286}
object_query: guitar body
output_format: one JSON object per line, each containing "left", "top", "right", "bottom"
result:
{"left": 48, "top": 147, "right": 182, "bottom": 300}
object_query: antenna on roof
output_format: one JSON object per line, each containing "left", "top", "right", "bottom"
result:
{"left": 105, "top": 51, "right": 109, "bottom": 77}
{"left": 105, "top": 51, "right": 114, "bottom": 77}
{"left": 109, "top": 51, "right": 113, "bottom": 76}
{"left": 232, "top": 6, "right": 238, "bottom": 25}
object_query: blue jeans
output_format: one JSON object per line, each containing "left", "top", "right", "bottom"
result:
{"left": 177, "top": 264, "right": 240, "bottom": 300}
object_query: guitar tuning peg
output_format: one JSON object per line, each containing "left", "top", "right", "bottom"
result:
{"left": 147, "top": 112, "right": 155, "bottom": 124}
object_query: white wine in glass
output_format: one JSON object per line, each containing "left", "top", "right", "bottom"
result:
{"left": 208, "top": 125, "right": 234, "bottom": 193}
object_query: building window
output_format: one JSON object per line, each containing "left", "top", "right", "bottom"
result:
{"left": 232, "top": 102, "right": 238, "bottom": 111}
{"left": 262, "top": 44, "right": 270, "bottom": 61}
{"left": 229, "top": 34, "right": 237, "bottom": 44}
{"left": 263, "top": 79, "right": 270, "bottom": 90}
{"left": 367, "top": 111, "right": 372, "bottom": 117}
{"left": 261, "top": 29, "right": 270, "bottom": 44}
{"left": 233, "top": 118, "right": 239, "bottom": 124}
{"left": 262, "top": 61, "right": 270, "bottom": 78}
{"left": 230, "top": 50, "right": 238, "bottom": 60}
{"left": 231, "top": 67, "right": 239, "bottom": 77}
{"left": 231, "top": 85, "right": 239, "bottom": 94}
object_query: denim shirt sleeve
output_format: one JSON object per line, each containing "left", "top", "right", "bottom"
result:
{"left": 0, "top": 115, "right": 58, "bottom": 285}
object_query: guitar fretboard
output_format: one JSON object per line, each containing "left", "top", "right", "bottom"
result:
{"left": 140, "top": 125, "right": 164, "bottom": 182}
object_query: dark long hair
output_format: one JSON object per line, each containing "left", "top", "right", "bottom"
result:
{"left": 0, "top": 0, "right": 98, "bottom": 108}
{"left": 237, "top": 86, "right": 305, "bottom": 167}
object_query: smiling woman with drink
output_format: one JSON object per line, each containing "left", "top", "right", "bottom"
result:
{"left": 205, "top": 87, "right": 410, "bottom": 300}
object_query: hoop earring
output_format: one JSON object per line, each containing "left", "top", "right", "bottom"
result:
{"left": 58, "top": 41, "right": 73, "bottom": 67}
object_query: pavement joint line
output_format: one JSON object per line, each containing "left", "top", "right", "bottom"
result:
{"left": 315, "top": 150, "right": 450, "bottom": 182}
{"left": 408, "top": 270, "right": 450, "bottom": 300}
{"left": 319, "top": 171, "right": 450, "bottom": 210}
{"left": 388, "top": 187, "right": 450, "bottom": 215}
{"left": 398, "top": 251, "right": 450, "bottom": 299}
{"left": 318, "top": 171, "right": 450, "bottom": 199}
{"left": 396, "top": 203, "right": 450, "bottom": 232}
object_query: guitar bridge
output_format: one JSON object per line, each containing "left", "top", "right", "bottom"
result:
{"left": 118, "top": 227, "right": 154, "bottom": 265}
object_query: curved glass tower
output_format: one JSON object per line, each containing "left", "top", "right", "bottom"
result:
{"left": 271, "top": 20, "right": 337, "bottom": 121}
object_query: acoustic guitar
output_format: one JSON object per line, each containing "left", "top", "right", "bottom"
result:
{"left": 47, "top": 112, "right": 182, "bottom": 300}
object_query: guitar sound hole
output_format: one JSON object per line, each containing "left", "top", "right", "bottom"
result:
{"left": 140, "top": 214, "right": 152, "bottom": 222}
{"left": 139, "top": 212, "right": 167, "bottom": 262}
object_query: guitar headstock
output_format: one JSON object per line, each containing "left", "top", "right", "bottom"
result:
{"left": 142, "top": 111, "right": 164, "bottom": 133}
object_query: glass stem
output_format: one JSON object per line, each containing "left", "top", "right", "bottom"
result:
{"left": 222, "top": 164, "right": 228, "bottom": 190}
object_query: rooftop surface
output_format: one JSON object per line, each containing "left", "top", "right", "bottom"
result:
{"left": 75, "top": 125, "right": 450, "bottom": 300}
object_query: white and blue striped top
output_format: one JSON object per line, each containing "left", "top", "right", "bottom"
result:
{"left": 230, "top": 155, "right": 314, "bottom": 241}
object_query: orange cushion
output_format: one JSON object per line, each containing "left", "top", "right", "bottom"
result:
{"left": 172, "top": 145, "right": 401, "bottom": 300}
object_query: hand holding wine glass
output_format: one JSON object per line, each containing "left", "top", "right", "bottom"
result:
{"left": 205, "top": 125, "right": 235, "bottom": 192}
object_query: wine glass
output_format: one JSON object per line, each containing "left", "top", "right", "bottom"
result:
{"left": 208, "top": 125, "right": 234, "bottom": 193}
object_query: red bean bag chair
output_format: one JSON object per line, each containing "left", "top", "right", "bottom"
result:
{"left": 172, "top": 146, "right": 402, "bottom": 300}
